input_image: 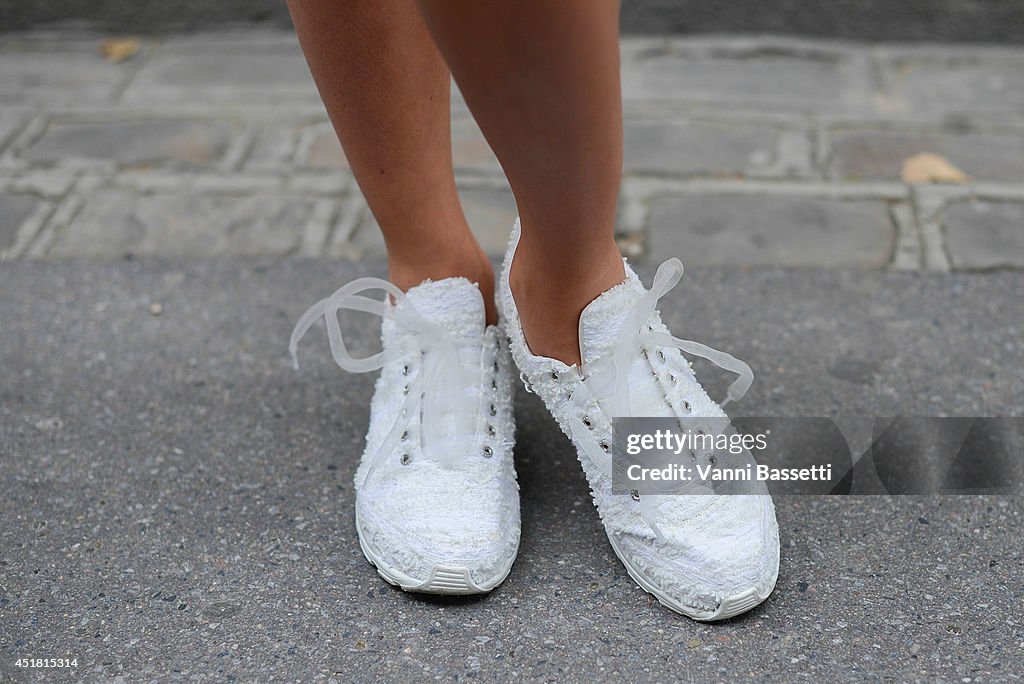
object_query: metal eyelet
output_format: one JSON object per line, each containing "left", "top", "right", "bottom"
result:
{"left": 647, "top": 324, "right": 654, "bottom": 332}
{"left": 493, "top": 360, "right": 500, "bottom": 372}
{"left": 683, "top": 400, "right": 692, "bottom": 412}
{"left": 657, "top": 350, "right": 666, "bottom": 362}
{"left": 400, "top": 453, "right": 411, "bottom": 465}
{"left": 402, "top": 385, "right": 410, "bottom": 396}
{"left": 489, "top": 404, "right": 497, "bottom": 417}
{"left": 668, "top": 374, "right": 677, "bottom": 384}
{"left": 482, "top": 445, "right": 493, "bottom": 458}
{"left": 491, "top": 379, "right": 498, "bottom": 390}
{"left": 401, "top": 430, "right": 408, "bottom": 441}
{"left": 487, "top": 425, "right": 496, "bottom": 437}
{"left": 550, "top": 370, "right": 559, "bottom": 380}
{"left": 599, "top": 440, "right": 610, "bottom": 453}
{"left": 630, "top": 489, "right": 640, "bottom": 501}
{"left": 402, "top": 365, "right": 410, "bottom": 376}
{"left": 582, "top": 415, "right": 593, "bottom": 429}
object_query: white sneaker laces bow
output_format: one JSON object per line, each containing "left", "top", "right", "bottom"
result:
{"left": 289, "top": 277, "right": 484, "bottom": 471}
{"left": 562, "top": 258, "right": 755, "bottom": 542}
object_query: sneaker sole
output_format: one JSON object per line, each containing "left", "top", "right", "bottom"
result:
{"left": 607, "top": 532, "right": 778, "bottom": 621}
{"left": 354, "top": 507, "right": 519, "bottom": 595}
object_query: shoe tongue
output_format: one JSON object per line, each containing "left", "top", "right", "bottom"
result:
{"left": 400, "top": 277, "right": 486, "bottom": 336}
{"left": 578, "top": 266, "right": 646, "bottom": 366}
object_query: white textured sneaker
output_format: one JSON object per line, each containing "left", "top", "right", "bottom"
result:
{"left": 290, "top": 275, "right": 520, "bottom": 594}
{"left": 499, "top": 219, "right": 779, "bottom": 620}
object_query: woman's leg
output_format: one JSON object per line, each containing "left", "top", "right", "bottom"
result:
{"left": 287, "top": 0, "right": 497, "bottom": 324}
{"left": 416, "top": 0, "right": 625, "bottom": 365}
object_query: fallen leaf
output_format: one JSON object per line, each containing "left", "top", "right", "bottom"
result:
{"left": 100, "top": 38, "right": 140, "bottom": 63}
{"left": 900, "top": 152, "right": 969, "bottom": 185}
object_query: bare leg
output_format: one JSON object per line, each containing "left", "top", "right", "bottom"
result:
{"left": 416, "top": 0, "right": 625, "bottom": 365}
{"left": 287, "top": 0, "right": 497, "bottom": 324}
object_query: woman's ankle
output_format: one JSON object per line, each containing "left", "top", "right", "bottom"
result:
{"left": 388, "top": 245, "right": 498, "bottom": 326}
{"left": 509, "top": 235, "right": 625, "bottom": 366}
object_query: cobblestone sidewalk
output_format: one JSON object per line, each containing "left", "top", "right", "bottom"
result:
{"left": 2, "top": 30, "right": 1023, "bottom": 269}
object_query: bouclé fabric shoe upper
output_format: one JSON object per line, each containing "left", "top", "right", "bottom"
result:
{"left": 499, "top": 218, "right": 779, "bottom": 619}
{"left": 291, "top": 276, "right": 520, "bottom": 593}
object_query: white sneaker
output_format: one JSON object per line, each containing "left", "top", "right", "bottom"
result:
{"left": 499, "top": 219, "right": 779, "bottom": 619}
{"left": 290, "top": 275, "right": 520, "bottom": 594}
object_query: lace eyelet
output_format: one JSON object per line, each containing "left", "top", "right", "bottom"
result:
{"left": 599, "top": 440, "right": 610, "bottom": 453}
{"left": 640, "top": 349, "right": 648, "bottom": 359}
{"left": 668, "top": 374, "right": 676, "bottom": 384}
{"left": 683, "top": 400, "right": 692, "bottom": 412}
{"left": 487, "top": 425, "right": 496, "bottom": 437}
{"left": 402, "top": 385, "right": 409, "bottom": 396}
{"left": 401, "top": 430, "right": 408, "bottom": 441}
{"left": 582, "top": 415, "right": 593, "bottom": 429}
{"left": 493, "top": 360, "right": 500, "bottom": 372}
{"left": 400, "top": 453, "right": 411, "bottom": 465}
{"left": 482, "top": 445, "right": 493, "bottom": 458}
{"left": 647, "top": 324, "right": 654, "bottom": 332}
{"left": 657, "top": 350, "right": 666, "bottom": 362}
{"left": 491, "top": 379, "right": 498, "bottom": 390}
{"left": 630, "top": 489, "right": 640, "bottom": 501}
{"left": 708, "top": 454, "right": 716, "bottom": 466}
{"left": 489, "top": 404, "right": 497, "bottom": 417}
{"left": 402, "top": 365, "right": 410, "bottom": 376}
{"left": 550, "top": 370, "right": 559, "bottom": 380}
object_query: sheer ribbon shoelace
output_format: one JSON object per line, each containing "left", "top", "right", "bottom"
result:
{"left": 289, "top": 277, "right": 485, "bottom": 474}
{"left": 558, "top": 258, "right": 755, "bottom": 543}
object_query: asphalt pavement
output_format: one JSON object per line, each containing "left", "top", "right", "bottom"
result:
{"left": 2, "top": 258, "right": 1022, "bottom": 681}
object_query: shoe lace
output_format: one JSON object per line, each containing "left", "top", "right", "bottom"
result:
{"left": 289, "top": 277, "right": 483, "bottom": 472}
{"left": 562, "top": 258, "right": 755, "bottom": 542}
{"left": 591, "top": 257, "right": 753, "bottom": 417}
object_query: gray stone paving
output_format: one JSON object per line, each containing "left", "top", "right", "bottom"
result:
{"left": 828, "top": 128, "right": 1024, "bottom": 183}
{"left": 946, "top": 200, "right": 1024, "bottom": 270}
{"left": 21, "top": 118, "right": 236, "bottom": 168}
{"left": 1, "top": 30, "right": 1023, "bottom": 268}
{"left": 647, "top": 194, "right": 896, "bottom": 268}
